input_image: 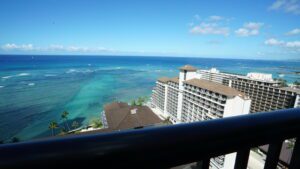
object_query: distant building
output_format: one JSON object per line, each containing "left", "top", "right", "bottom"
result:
{"left": 198, "top": 68, "right": 300, "bottom": 112}
{"left": 151, "top": 65, "right": 251, "bottom": 169}
{"left": 102, "top": 102, "right": 162, "bottom": 131}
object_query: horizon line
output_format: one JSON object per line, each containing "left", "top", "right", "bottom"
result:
{"left": 0, "top": 54, "right": 299, "bottom": 62}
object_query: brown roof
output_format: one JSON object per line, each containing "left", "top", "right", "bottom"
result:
{"left": 158, "top": 77, "right": 170, "bottom": 83}
{"left": 169, "top": 77, "right": 179, "bottom": 83}
{"left": 184, "top": 78, "right": 246, "bottom": 98}
{"left": 158, "top": 77, "right": 179, "bottom": 84}
{"left": 179, "top": 65, "right": 197, "bottom": 71}
{"left": 104, "top": 102, "right": 162, "bottom": 131}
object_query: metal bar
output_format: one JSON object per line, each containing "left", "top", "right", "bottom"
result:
{"left": 0, "top": 108, "right": 299, "bottom": 169}
{"left": 264, "top": 141, "right": 283, "bottom": 169}
{"left": 200, "top": 159, "right": 210, "bottom": 169}
{"left": 290, "top": 137, "right": 300, "bottom": 169}
{"left": 234, "top": 149, "right": 250, "bottom": 169}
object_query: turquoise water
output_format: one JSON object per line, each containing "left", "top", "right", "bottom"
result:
{"left": 0, "top": 55, "right": 299, "bottom": 141}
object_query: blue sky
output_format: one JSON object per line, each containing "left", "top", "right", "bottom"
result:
{"left": 0, "top": 0, "right": 300, "bottom": 60}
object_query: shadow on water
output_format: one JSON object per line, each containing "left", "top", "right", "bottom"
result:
{"left": 33, "top": 117, "right": 86, "bottom": 139}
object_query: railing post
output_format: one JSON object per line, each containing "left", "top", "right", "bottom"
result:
{"left": 234, "top": 149, "right": 250, "bottom": 169}
{"left": 264, "top": 141, "right": 283, "bottom": 169}
{"left": 290, "top": 137, "right": 300, "bottom": 169}
{"left": 199, "top": 158, "right": 210, "bottom": 169}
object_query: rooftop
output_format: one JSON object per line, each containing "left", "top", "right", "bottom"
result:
{"left": 179, "top": 65, "right": 197, "bottom": 72}
{"left": 158, "top": 77, "right": 171, "bottom": 83}
{"left": 169, "top": 77, "right": 179, "bottom": 83}
{"left": 200, "top": 68, "right": 280, "bottom": 84}
{"left": 104, "top": 102, "right": 162, "bottom": 131}
{"left": 184, "top": 78, "right": 247, "bottom": 98}
{"left": 158, "top": 77, "right": 179, "bottom": 84}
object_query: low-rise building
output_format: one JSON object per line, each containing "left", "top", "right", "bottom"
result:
{"left": 102, "top": 102, "right": 162, "bottom": 131}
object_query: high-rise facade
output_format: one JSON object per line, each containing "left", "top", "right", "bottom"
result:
{"left": 151, "top": 65, "right": 299, "bottom": 169}
{"left": 151, "top": 65, "right": 251, "bottom": 169}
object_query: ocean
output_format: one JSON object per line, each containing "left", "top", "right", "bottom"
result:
{"left": 0, "top": 55, "right": 299, "bottom": 141}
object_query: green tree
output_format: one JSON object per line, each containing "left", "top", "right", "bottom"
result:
{"left": 59, "top": 127, "right": 67, "bottom": 136}
{"left": 72, "top": 121, "right": 80, "bottom": 129}
{"left": 287, "top": 138, "right": 296, "bottom": 149}
{"left": 274, "top": 78, "right": 288, "bottom": 87}
{"left": 130, "top": 100, "right": 136, "bottom": 106}
{"left": 0, "top": 140, "right": 3, "bottom": 144}
{"left": 294, "top": 80, "right": 300, "bottom": 86}
{"left": 91, "top": 119, "right": 103, "bottom": 128}
{"left": 163, "top": 117, "right": 172, "bottom": 125}
{"left": 61, "top": 111, "right": 70, "bottom": 131}
{"left": 49, "top": 121, "right": 58, "bottom": 136}
{"left": 11, "top": 137, "right": 20, "bottom": 143}
{"left": 136, "top": 97, "right": 145, "bottom": 106}
{"left": 143, "top": 96, "right": 148, "bottom": 102}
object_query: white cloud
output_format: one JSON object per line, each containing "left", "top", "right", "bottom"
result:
{"left": 1, "top": 43, "right": 115, "bottom": 53}
{"left": 235, "top": 22, "right": 264, "bottom": 37}
{"left": 269, "top": 0, "right": 287, "bottom": 10}
{"left": 2, "top": 43, "right": 34, "bottom": 51}
{"left": 264, "top": 38, "right": 285, "bottom": 46}
{"left": 286, "top": 28, "right": 300, "bottom": 35}
{"left": 189, "top": 15, "right": 232, "bottom": 36}
{"left": 265, "top": 38, "right": 300, "bottom": 52}
{"left": 235, "top": 28, "right": 251, "bottom": 36}
{"left": 190, "top": 22, "right": 229, "bottom": 36}
{"left": 209, "top": 15, "right": 223, "bottom": 21}
{"left": 244, "top": 22, "right": 264, "bottom": 30}
{"left": 48, "top": 45, "right": 113, "bottom": 52}
{"left": 269, "top": 0, "right": 300, "bottom": 15}
{"left": 286, "top": 41, "right": 300, "bottom": 48}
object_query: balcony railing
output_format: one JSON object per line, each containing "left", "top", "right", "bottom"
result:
{"left": 0, "top": 108, "right": 300, "bottom": 169}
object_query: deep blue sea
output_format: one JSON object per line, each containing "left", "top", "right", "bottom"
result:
{"left": 0, "top": 55, "right": 299, "bottom": 141}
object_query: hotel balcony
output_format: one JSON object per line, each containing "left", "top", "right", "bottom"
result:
{"left": 0, "top": 108, "right": 300, "bottom": 169}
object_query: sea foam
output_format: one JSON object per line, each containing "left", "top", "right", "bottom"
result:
{"left": 2, "top": 76, "right": 12, "bottom": 79}
{"left": 17, "top": 73, "right": 30, "bottom": 76}
{"left": 45, "top": 74, "right": 57, "bottom": 77}
{"left": 66, "top": 69, "right": 94, "bottom": 74}
{"left": 66, "top": 69, "right": 77, "bottom": 73}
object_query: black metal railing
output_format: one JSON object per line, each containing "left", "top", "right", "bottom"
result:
{"left": 0, "top": 108, "right": 300, "bottom": 169}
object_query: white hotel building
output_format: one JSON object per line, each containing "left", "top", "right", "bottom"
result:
{"left": 151, "top": 65, "right": 251, "bottom": 169}
{"left": 198, "top": 68, "right": 300, "bottom": 111}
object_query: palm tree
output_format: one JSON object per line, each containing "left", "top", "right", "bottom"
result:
{"left": 49, "top": 121, "right": 58, "bottom": 136}
{"left": 163, "top": 117, "right": 172, "bottom": 125}
{"left": 287, "top": 138, "right": 296, "bottom": 149}
{"left": 137, "top": 97, "right": 143, "bottom": 106}
{"left": 61, "top": 111, "right": 70, "bottom": 131}
{"left": 59, "top": 127, "right": 67, "bottom": 136}
{"left": 91, "top": 119, "right": 103, "bottom": 128}
{"left": 274, "top": 78, "right": 288, "bottom": 87}
{"left": 11, "top": 137, "right": 20, "bottom": 143}
{"left": 130, "top": 100, "right": 136, "bottom": 106}
{"left": 72, "top": 121, "right": 79, "bottom": 129}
